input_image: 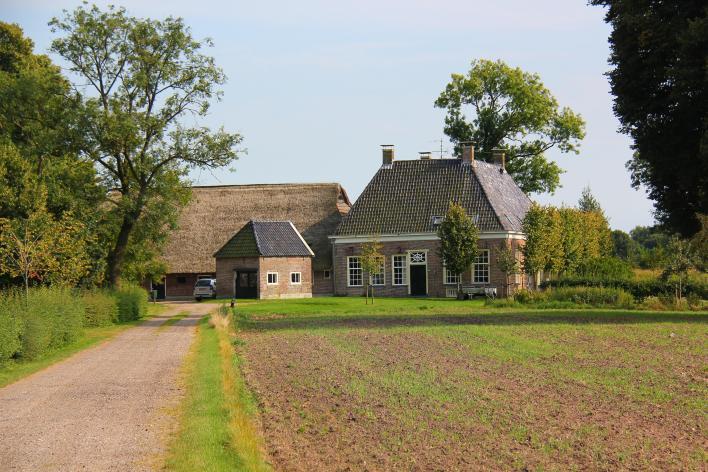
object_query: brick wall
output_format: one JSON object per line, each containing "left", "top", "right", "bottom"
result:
{"left": 312, "top": 269, "right": 334, "bottom": 295}
{"left": 259, "top": 257, "right": 312, "bottom": 299}
{"left": 215, "top": 257, "right": 259, "bottom": 298}
{"left": 165, "top": 272, "right": 215, "bottom": 299}
{"left": 215, "top": 256, "right": 313, "bottom": 299}
{"left": 333, "top": 237, "right": 526, "bottom": 298}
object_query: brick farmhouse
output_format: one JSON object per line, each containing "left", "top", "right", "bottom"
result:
{"left": 154, "top": 183, "right": 350, "bottom": 299}
{"left": 330, "top": 144, "right": 533, "bottom": 298}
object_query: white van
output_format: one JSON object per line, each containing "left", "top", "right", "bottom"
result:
{"left": 193, "top": 279, "right": 217, "bottom": 301}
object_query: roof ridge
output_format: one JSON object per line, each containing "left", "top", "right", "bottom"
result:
{"left": 249, "top": 220, "right": 264, "bottom": 255}
{"left": 190, "top": 182, "right": 342, "bottom": 189}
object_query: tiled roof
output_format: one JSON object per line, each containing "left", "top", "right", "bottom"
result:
{"left": 214, "top": 221, "right": 314, "bottom": 258}
{"left": 335, "top": 159, "right": 531, "bottom": 236}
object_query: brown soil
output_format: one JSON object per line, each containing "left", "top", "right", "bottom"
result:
{"left": 0, "top": 302, "right": 213, "bottom": 471}
{"left": 239, "top": 324, "right": 707, "bottom": 471}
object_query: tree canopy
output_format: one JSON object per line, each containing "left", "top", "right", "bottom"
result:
{"left": 590, "top": 1, "right": 707, "bottom": 236}
{"left": 49, "top": 4, "right": 242, "bottom": 285}
{"left": 437, "top": 202, "right": 479, "bottom": 295}
{"left": 435, "top": 59, "right": 586, "bottom": 194}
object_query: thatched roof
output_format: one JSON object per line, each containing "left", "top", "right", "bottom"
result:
{"left": 163, "top": 183, "right": 350, "bottom": 272}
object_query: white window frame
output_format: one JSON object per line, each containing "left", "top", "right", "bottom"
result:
{"left": 266, "top": 271, "right": 278, "bottom": 285}
{"left": 473, "top": 249, "right": 490, "bottom": 284}
{"left": 369, "top": 256, "right": 385, "bottom": 286}
{"left": 290, "top": 272, "right": 302, "bottom": 285}
{"left": 347, "top": 256, "right": 363, "bottom": 287}
{"left": 392, "top": 255, "right": 407, "bottom": 286}
{"left": 443, "top": 266, "right": 461, "bottom": 285}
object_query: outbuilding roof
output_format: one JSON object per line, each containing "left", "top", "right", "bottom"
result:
{"left": 335, "top": 158, "right": 531, "bottom": 236}
{"left": 214, "top": 221, "right": 314, "bottom": 258}
{"left": 162, "top": 183, "right": 350, "bottom": 272}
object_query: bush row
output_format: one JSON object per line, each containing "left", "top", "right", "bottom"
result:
{"left": 0, "top": 286, "right": 149, "bottom": 362}
{"left": 540, "top": 277, "right": 708, "bottom": 300}
{"left": 513, "top": 286, "right": 636, "bottom": 309}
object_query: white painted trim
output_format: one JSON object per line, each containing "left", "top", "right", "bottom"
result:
{"left": 407, "top": 249, "right": 428, "bottom": 295}
{"left": 442, "top": 265, "right": 461, "bottom": 285}
{"left": 289, "top": 221, "right": 315, "bottom": 256}
{"left": 331, "top": 231, "right": 525, "bottom": 244}
{"left": 391, "top": 254, "right": 408, "bottom": 286}
{"left": 266, "top": 271, "right": 279, "bottom": 285}
{"left": 346, "top": 256, "right": 363, "bottom": 287}
{"left": 472, "top": 249, "right": 490, "bottom": 284}
{"left": 289, "top": 272, "right": 302, "bottom": 285}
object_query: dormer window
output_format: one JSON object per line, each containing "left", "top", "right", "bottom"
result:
{"left": 431, "top": 215, "right": 444, "bottom": 227}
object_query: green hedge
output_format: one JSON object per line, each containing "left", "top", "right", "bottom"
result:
{"left": 541, "top": 277, "right": 708, "bottom": 300}
{"left": 82, "top": 290, "right": 119, "bottom": 327}
{"left": 115, "top": 285, "right": 148, "bottom": 322}
{"left": 0, "top": 285, "right": 150, "bottom": 362}
{"left": 511, "top": 286, "right": 635, "bottom": 309}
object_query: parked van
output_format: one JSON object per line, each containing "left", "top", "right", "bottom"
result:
{"left": 193, "top": 279, "right": 216, "bottom": 301}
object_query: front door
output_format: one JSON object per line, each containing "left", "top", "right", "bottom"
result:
{"left": 234, "top": 270, "right": 258, "bottom": 299}
{"left": 410, "top": 265, "right": 427, "bottom": 296}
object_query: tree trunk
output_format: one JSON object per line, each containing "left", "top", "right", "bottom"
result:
{"left": 106, "top": 212, "right": 138, "bottom": 287}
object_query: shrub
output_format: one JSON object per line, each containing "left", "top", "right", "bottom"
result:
{"left": 513, "top": 289, "right": 548, "bottom": 304}
{"left": 572, "top": 257, "right": 634, "bottom": 282}
{"left": 541, "top": 276, "right": 707, "bottom": 301}
{"left": 19, "top": 287, "right": 85, "bottom": 360}
{"left": 115, "top": 285, "right": 148, "bottom": 322}
{"left": 639, "top": 296, "right": 667, "bottom": 311}
{"left": 545, "top": 286, "right": 635, "bottom": 308}
{"left": 82, "top": 290, "right": 119, "bottom": 327}
{"left": 0, "top": 291, "right": 21, "bottom": 361}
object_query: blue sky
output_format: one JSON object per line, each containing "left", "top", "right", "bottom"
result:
{"left": 5, "top": 0, "right": 655, "bottom": 230}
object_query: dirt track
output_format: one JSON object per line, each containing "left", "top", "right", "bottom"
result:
{"left": 0, "top": 302, "right": 213, "bottom": 471}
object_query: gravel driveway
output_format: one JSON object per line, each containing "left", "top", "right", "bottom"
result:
{"left": 0, "top": 302, "right": 214, "bottom": 471}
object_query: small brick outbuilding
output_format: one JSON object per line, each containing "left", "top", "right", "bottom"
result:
{"left": 214, "top": 220, "right": 314, "bottom": 299}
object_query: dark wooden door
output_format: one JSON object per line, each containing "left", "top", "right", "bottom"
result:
{"left": 410, "top": 265, "right": 427, "bottom": 296}
{"left": 234, "top": 270, "right": 258, "bottom": 299}
{"left": 152, "top": 279, "right": 166, "bottom": 300}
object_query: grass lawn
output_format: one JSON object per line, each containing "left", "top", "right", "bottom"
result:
{"left": 229, "top": 297, "right": 707, "bottom": 471}
{"left": 0, "top": 303, "right": 166, "bottom": 388}
{"left": 166, "top": 314, "right": 270, "bottom": 472}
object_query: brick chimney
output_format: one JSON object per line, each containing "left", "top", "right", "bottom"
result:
{"left": 461, "top": 142, "right": 475, "bottom": 166}
{"left": 381, "top": 145, "right": 394, "bottom": 166}
{"left": 492, "top": 148, "right": 506, "bottom": 172}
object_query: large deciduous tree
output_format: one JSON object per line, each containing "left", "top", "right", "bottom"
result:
{"left": 438, "top": 202, "right": 479, "bottom": 298}
{"left": 435, "top": 59, "right": 585, "bottom": 194}
{"left": 590, "top": 1, "right": 707, "bottom": 236}
{"left": 49, "top": 4, "right": 242, "bottom": 286}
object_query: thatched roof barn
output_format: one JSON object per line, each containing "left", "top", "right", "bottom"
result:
{"left": 162, "top": 183, "right": 350, "bottom": 274}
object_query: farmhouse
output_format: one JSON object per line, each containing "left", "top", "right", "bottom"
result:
{"left": 155, "top": 183, "right": 351, "bottom": 299}
{"left": 331, "top": 144, "right": 532, "bottom": 297}
{"left": 214, "top": 220, "right": 314, "bottom": 299}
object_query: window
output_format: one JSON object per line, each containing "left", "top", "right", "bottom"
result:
{"left": 443, "top": 266, "right": 461, "bottom": 285}
{"left": 431, "top": 215, "right": 444, "bottom": 227}
{"left": 369, "top": 256, "right": 385, "bottom": 286}
{"left": 392, "top": 255, "right": 407, "bottom": 285}
{"left": 290, "top": 272, "right": 301, "bottom": 285}
{"left": 347, "top": 257, "right": 362, "bottom": 287}
{"left": 410, "top": 251, "right": 426, "bottom": 264}
{"left": 267, "top": 272, "right": 278, "bottom": 285}
{"left": 176, "top": 276, "right": 187, "bottom": 284}
{"left": 323, "top": 270, "right": 331, "bottom": 279}
{"left": 473, "top": 250, "right": 490, "bottom": 283}
{"left": 195, "top": 279, "right": 213, "bottom": 287}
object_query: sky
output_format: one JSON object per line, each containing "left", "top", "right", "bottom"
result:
{"left": 4, "top": 0, "right": 656, "bottom": 231}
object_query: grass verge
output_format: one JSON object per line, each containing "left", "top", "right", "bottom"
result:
{"left": 166, "top": 310, "right": 270, "bottom": 471}
{"left": 159, "top": 311, "right": 190, "bottom": 330}
{"left": 0, "top": 303, "right": 166, "bottom": 389}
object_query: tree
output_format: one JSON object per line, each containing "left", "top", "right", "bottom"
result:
{"left": 0, "top": 209, "right": 91, "bottom": 295}
{"left": 495, "top": 241, "right": 520, "bottom": 297}
{"left": 434, "top": 59, "right": 585, "bottom": 194}
{"left": 360, "top": 238, "right": 383, "bottom": 304}
{"left": 661, "top": 236, "right": 694, "bottom": 302}
{"left": 438, "top": 202, "right": 479, "bottom": 298}
{"left": 578, "top": 186, "right": 603, "bottom": 214}
{"left": 590, "top": 1, "right": 707, "bottom": 236}
{"left": 611, "top": 229, "right": 640, "bottom": 263}
{"left": 49, "top": 4, "right": 241, "bottom": 286}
